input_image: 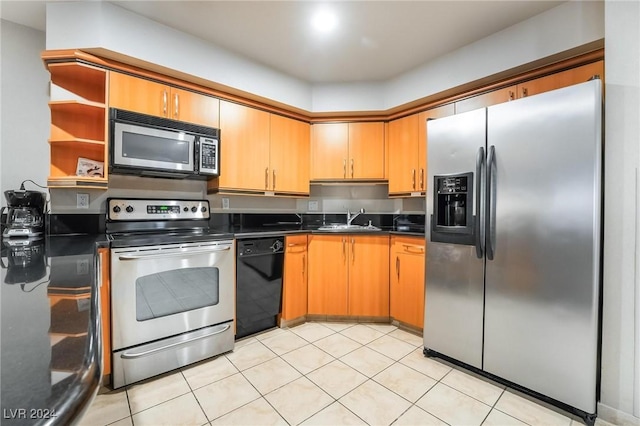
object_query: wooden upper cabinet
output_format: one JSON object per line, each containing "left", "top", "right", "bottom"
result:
{"left": 311, "top": 123, "right": 349, "bottom": 179}
{"left": 109, "top": 72, "right": 167, "bottom": 116}
{"left": 281, "top": 235, "right": 308, "bottom": 321}
{"left": 311, "top": 122, "right": 385, "bottom": 181}
{"left": 218, "top": 100, "right": 270, "bottom": 192}
{"left": 270, "top": 115, "right": 310, "bottom": 195}
{"left": 517, "top": 60, "right": 604, "bottom": 98}
{"left": 388, "top": 113, "right": 419, "bottom": 195}
{"left": 455, "top": 85, "right": 517, "bottom": 114}
{"left": 170, "top": 87, "right": 219, "bottom": 127}
{"left": 348, "top": 122, "right": 385, "bottom": 180}
{"left": 108, "top": 72, "right": 219, "bottom": 127}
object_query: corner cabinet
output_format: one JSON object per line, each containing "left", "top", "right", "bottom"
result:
{"left": 46, "top": 61, "right": 109, "bottom": 189}
{"left": 208, "top": 100, "right": 310, "bottom": 196}
{"left": 388, "top": 104, "right": 454, "bottom": 197}
{"left": 310, "top": 122, "right": 385, "bottom": 181}
{"left": 389, "top": 235, "right": 425, "bottom": 330}
{"left": 109, "top": 72, "right": 220, "bottom": 127}
{"left": 307, "top": 234, "right": 389, "bottom": 318}
{"left": 281, "top": 235, "right": 308, "bottom": 322}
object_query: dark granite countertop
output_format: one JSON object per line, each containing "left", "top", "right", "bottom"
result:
{"left": 1, "top": 234, "right": 107, "bottom": 426}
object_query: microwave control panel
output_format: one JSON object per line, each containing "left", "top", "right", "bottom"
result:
{"left": 199, "top": 138, "right": 219, "bottom": 175}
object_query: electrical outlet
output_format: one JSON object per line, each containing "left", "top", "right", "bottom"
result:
{"left": 308, "top": 200, "right": 319, "bottom": 211}
{"left": 222, "top": 198, "right": 230, "bottom": 209}
{"left": 77, "top": 193, "right": 89, "bottom": 209}
{"left": 76, "top": 259, "right": 89, "bottom": 275}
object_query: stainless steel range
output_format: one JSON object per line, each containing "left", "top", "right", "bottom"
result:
{"left": 106, "top": 198, "right": 235, "bottom": 388}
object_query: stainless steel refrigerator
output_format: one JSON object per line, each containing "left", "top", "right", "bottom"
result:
{"left": 424, "top": 79, "right": 602, "bottom": 422}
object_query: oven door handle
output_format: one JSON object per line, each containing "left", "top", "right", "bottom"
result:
{"left": 118, "top": 246, "right": 231, "bottom": 260}
{"left": 119, "top": 324, "right": 231, "bottom": 359}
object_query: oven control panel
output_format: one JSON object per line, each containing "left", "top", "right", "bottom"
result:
{"left": 108, "top": 198, "right": 210, "bottom": 221}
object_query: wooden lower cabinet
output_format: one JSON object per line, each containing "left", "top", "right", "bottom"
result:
{"left": 307, "top": 234, "right": 389, "bottom": 317}
{"left": 281, "top": 235, "right": 308, "bottom": 321}
{"left": 98, "top": 247, "right": 111, "bottom": 377}
{"left": 307, "top": 235, "right": 348, "bottom": 315}
{"left": 390, "top": 236, "right": 425, "bottom": 330}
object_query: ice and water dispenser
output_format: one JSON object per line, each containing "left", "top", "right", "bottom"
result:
{"left": 431, "top": 172, "right": 476, "bottom": 245}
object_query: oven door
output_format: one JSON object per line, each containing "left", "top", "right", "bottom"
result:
{"left": 113, "top": 121, "right": 196, "bottom": 174}
{"left": 110, "top": 240, "right": 235, "bottom": 351}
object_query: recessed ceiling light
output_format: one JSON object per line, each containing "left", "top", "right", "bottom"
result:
{"left": 311, "top": 9, "right": 338, "bottom": 33}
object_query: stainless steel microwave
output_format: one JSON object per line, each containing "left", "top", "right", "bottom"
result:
{"left": 109, "top": 108, "right": 220, "bottom": 179}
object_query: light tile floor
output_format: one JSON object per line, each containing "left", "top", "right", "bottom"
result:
{"left": 80, "top": 322, "right": 617, "bottom": 426}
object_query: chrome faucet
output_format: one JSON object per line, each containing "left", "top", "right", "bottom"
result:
{"left": 347, "top": 208, "right": 365, "bottom": 226}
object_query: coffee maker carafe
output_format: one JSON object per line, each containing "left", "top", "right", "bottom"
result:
{"left": 2, "top": 190, "right": 47, "bottom": 239}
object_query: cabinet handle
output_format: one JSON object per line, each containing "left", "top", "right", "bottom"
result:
{"left": 273, "top": 169, "right": 276, "bottom": 190}
{"left": 420, "top": 168, "right": 424, "bottom": 190}
{"left": 403, "top": 244, "right": 424, "bottom": 254}
{"left": 302, "top": 254, "right": 305, "bottom": 277}
{"left": 522, "top": 87, "right": 528, "bottom": 97}
{"left": 396, "top": 256, "right": 400, "bottom": 279}
{"left": 342, "top": 237, "right": 346, "bottom": 260}
{"left": 265, "top": 167, "right": 269, "bottom": 189}
{"left": 351, "top": 159, "right": 354, "bottom": 178}
{"left": 174, "top": 93, "right": 179, "bottom": 118}
{"left": 343, "top": 159, "right": 347, "bottom": 178}
{"left": 412, "top": 169, "right": 416, "bottom": 189}
{"left": 162, "top": 90, "right": 168, "bottom": 116}
{"left": 351, "top": 238, "right": 355, "bottom": 262}
{"left": 508, "top": 91, "right": 515, "bottom": 101}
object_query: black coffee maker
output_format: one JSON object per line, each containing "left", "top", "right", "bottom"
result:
{"left": 2, "top": 189, "right": 47, "bottom": 239}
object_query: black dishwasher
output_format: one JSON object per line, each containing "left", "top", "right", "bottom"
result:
{"left": 236, "top": 237, "right": 284, "bottom": 339}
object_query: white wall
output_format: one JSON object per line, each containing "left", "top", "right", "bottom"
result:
{"left": 45, "top": 1, "right": 604, "bottom": 114}
{"left": 45, "top": 1, "right": 312, "bottom": 112}
{"left": 600, "top": 0, "right": 640, "bottom": 423}
{"left": 0, "top": 20, "right": 50, "bottom": 204}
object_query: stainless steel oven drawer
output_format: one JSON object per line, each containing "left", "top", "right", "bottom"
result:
{"left": 112, "top": 321, "right": 234, "bottom": 388}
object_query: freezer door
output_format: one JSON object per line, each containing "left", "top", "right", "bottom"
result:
{"left": 484, "top": 80, "right": 602, "bottom": 413}
{"left": 424, "top": 108, "right": 486, "bottom": 369}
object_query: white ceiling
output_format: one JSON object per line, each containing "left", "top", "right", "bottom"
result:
{"left": 1, "top": 0, "right": 565, "bottom": 84}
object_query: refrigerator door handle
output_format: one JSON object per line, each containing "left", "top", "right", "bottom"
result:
{"left": 475, "top": 146, "right": 485, "bottom": 258}
{"left": 486, "top": 144, "right": 496, "bottom": 260}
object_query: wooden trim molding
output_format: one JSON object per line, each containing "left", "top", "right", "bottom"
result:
{"left": 42, "top": 47, "right": 604, "bottom": 124}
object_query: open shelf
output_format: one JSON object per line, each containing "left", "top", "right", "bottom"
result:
{"left": 48, "top": 62, "right": 106, "bottom": 104}
{"left": 46, "top": 61, "right": 108, "bottom": 189}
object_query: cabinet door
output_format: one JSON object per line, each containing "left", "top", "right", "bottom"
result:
{"left": 419, "top": 104, "right": 455, "bottom": 192}
{"left": 348, "top": 235, "right": 389, "bottom": 317}
{"left": 98, "top": 248, "right": 111, "bottom": 376}
{"left": 518, "top": 61, "right": 604, "bottom": 98}
{"left": 311, "top": 123, "right": 349, "bottom": 180}
{"left": 282, "top": 235, "right": 308, "bottom": 321}
{"left": 307, "top": 235, "right": 348, "bottom": 315}
{"left": 455, "top": 86, "right": 517, "bottom": 114}
{"left": 109, "top": 72, "right": 168, "bottom": 117}
{"left": 270, "top": 115, "right": 310, "bottom": 194}
{"left": 348, "top": 122, "right": 385, "bottom": 179}
{"left": 170, "top": 87, "right": 220, "bottom": 127}
{"left": 388, "top": 114, "right": 419, "bottom": 194}
{"left": 218, "top": 100, "right": 270, "bottom": 191}
{"left": 390, "top": 237, "right": 425, "bottom": 329}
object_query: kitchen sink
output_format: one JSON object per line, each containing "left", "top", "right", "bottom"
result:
{"left": 317, "top": 224, "right": 382, "bottom": 232}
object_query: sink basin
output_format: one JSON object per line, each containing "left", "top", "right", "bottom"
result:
{"left": 317, "top": 224, "right": 382, "bottom": 232}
